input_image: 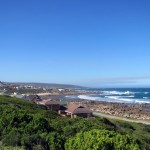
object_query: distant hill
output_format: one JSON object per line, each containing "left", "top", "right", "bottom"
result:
{"left": 8, "top": 82, "right": 84, "bottom": 89}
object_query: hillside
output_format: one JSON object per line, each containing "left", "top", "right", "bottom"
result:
{"left": 0, "top": 95, "right": 150, "bottom": 150}
{"left": 8, "top": 82, "right": 84, "bottom": 89}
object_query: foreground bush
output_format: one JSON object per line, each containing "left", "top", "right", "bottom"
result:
{"left": 0, "top": 95, "right": 149, "bottom": 149}
{"left": 65, "top": 129, "right": 140, "bottom": 150}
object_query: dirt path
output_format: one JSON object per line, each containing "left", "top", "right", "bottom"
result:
{"left": 93, "top": 112, "right": 150, "bottom": 125}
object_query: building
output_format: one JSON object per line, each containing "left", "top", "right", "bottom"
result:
{"left": 65, "top": 103, "right": 92, "bottom": 118}
{"left": 37, "top": 100, "right": 60, "bottom": 111}
{"left": 27, "top": 94, "right": 42, "bottom": 102}
{"left": 58, "top": 105, "right": 67, "bottom": 115}
{"left": 59, "top": 100, "right": 69, "bottom": 106}
{"left": 35, "top": 99, "right": 92, "bottom": 118}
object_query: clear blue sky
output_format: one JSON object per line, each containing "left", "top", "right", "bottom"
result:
{"left": 0, "top": 0, "right": 150, "bottom": 87}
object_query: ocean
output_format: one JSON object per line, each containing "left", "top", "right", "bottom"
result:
{"left": 67, "top": 88, "right": 150, "bottom": 104}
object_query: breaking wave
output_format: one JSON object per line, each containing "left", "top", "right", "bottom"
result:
{"left": 78, "top": 95, "right": 100, "bottom": 101}
{"left": 67, "top": 88, "right": 150, "bottom": 104}
{"left": 102, "top": 91, "right": 134, "bottom": 95}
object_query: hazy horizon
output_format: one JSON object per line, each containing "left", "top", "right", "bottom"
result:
{"left": 2, "top": 80, "right": 150, "bottom": 89}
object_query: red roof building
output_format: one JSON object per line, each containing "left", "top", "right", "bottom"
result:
{"left": 65, "top": 103, "right": 92, "bottom": 118}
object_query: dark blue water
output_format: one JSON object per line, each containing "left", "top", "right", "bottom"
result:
{"left": 68, "top": 88, "right": 150, "bottom": 104}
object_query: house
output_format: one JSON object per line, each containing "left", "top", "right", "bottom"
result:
{"left": 26, "top": 94, "right": 42, "bottom": 102}
{"left": 65, "top": 103, "right": 92, "bottom": 118}
{"left": 58, "top": 105, "right": 67, "bottom": 115}
{"left": 59, "top": 100, "right": 69, "bottom": 106}
{"left": 37, "top": 100, "right": 60, "bottom": 111}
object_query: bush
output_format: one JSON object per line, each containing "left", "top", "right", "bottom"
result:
{"left": 65, "top": 129, "right": 140, "bottom": 150}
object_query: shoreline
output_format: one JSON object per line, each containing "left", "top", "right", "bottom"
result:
{"left": 39, "top": 92, "right": 150, "bottom": 121}
{"left": 69, "top": 99, "right": 150, "bottom": 120}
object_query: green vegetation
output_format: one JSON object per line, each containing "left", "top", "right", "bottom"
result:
{"left": 65, "top": 129, "right": 140, "bottom": 150}
{"left": 0, "top": 95, "right": 150, "bottom": 150}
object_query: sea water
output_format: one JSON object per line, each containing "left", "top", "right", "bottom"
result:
{"left": 67, "top": 88, "right": 150, "bottom": 104}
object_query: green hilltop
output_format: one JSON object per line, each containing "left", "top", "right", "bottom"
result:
{"left": 0, "top": 95, "right": 150, "bottom": 150}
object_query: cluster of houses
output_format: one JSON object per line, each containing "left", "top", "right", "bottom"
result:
{"left": 16, "top": 94, "right": 93, "bottom": 118}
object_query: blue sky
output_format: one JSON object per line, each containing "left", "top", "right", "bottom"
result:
{"left": 0, "top": 0, "right": 150, "bottom": 87}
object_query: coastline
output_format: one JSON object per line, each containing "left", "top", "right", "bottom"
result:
{"left": 39, "top": 91, "right": 150, "bottom": 121}
{"left": 68, "top": 98, "right": 150, "bottom": 120}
